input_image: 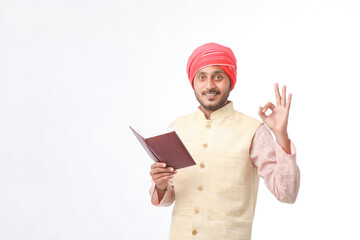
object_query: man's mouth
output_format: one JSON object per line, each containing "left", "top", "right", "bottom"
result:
{"left": 203, "top": 91, "right": 220, "bottom": 97}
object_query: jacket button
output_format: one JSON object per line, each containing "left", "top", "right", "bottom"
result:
{"left": 200, "top": 163, "right": 205, "bottom": 168}
{"left": 194, "top": 208, "right": 199, "bottom": 214}
{"left": 206, "top": 124, "right": 211, "bottom": 129}
{"left": 202, "top": 143, "right": 208, "bottom": 148}
{"left": 198, "top": 185, "right": 203, "bottom": 191}
{"left": 192, "top": 230, "right": 197, "bottom": 235}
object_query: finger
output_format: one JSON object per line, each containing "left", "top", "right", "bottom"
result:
{"left": 151, "top": 163, "right": 157, "bottom": 170}
{"left": 281, "top": 85, "right": 287, "bottom": 106}
{"left": 151, "top": 166, "right": 175, "bottom": 175}
{"left": 274, "top": 83, "right": 281, "bottom": 105}
{"left": 154, "top": 173, "right": 172, "bottom": 182}
{"left": 258, "top": 106, "right": 267, "bottom": 121}
{"left": 151, "top": 162, "right": 167, "bottom": 170}
{"left": 286, "top": 93, "right": 292, "bottom": 110}
{"left": 153, "top": 172, "right": 176, "bottom": 182}
{"left": 151, "top": 169, "right": 173, "bottom": 177}
{"left": 262, "top": 102, "right": 276, "bottom": 113}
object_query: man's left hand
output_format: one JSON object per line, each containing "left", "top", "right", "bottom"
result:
{"left": 258, "top": 83, "right": 292, "bottom": 154}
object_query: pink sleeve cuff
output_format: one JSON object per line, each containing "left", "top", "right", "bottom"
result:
{"left": 275, "top": 139, "right": 298, "bottom": 174}
{"left": 149, "top": 179, "right": 175, "bottom": 207}
{"left": 273, "top": 140, "right": 300, "bottom": 203}
{"left": 276, "top": 139, "right": 296, "bottom": 156}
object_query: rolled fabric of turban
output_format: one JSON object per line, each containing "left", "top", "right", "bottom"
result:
{"left": 186, "top": 42, "right": 237, "bottom": 91}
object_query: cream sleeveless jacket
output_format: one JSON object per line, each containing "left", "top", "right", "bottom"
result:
{"left": 170, "top": 102, "right": 262, "bottom": 240}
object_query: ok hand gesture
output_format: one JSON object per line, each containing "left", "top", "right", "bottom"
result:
{"left": 258, "top": 83, "right": 292, "bottom": 153}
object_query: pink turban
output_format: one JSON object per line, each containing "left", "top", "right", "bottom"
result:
{"left": 186, "top": 43, "right": 237, "bottom": 91}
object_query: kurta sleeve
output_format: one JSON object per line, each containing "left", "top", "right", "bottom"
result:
{"left": 250, "top": 123, "right": 300, "bottom": 203}
{"left": 149, "top": 178, "right": 175, "bottom": 207}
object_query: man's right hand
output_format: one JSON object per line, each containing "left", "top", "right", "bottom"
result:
{"left": 150, "top": 162, "right": 176, "bottom": 191}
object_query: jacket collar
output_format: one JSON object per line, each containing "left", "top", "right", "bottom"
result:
{"left": 197, "top": 101, "right": 234, "bottom": 121}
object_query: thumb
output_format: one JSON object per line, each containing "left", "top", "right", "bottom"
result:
{"left": 258, "top": 106, "right": 267, "bottom": 121}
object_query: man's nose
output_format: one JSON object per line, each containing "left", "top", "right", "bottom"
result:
{"left": 205, "top": 79, "right": 216, "bottom": 89}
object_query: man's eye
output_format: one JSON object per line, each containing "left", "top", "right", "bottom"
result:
{"left": 215, "top": 75, "right": 222, "bottom": 80}
{"left": 199, "top": 76, "right": 205, "bottom": 80}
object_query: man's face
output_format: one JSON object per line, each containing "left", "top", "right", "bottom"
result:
{"left": 193, "top": 65, "right": 231, "bottom": 112}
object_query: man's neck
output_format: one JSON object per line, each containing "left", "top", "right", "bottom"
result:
{"left": 199, "top": 107, "right": 212, "bottom": 120}
{"left": 199, "top": 101, "right": 230, "bottom": 120}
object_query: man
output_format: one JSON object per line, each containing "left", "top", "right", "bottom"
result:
{"left": 149, "top": 43, "right": 300, "bottom": 240}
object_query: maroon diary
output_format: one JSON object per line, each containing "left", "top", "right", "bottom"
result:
{"left": 129, "top": 126, "right": 196, "bottom": 170}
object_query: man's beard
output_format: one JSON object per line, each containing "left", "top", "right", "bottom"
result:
{"left": 195, "top": 88, "right": 231, "bottom": 111}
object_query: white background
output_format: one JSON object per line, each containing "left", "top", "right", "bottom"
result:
{"left": 1, "top": 0, "right": 360, "bottom": 239}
